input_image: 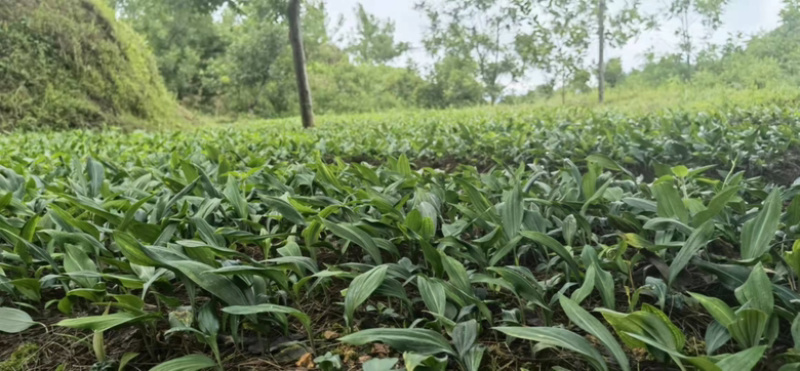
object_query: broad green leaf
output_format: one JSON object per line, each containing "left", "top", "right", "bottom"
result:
{"left": 403, "top": 352, "right": 448, "bottom": 371}
{"left": 581, "top": 179, "right": 611, "bottom": 215}
{"left": 519, "top": 231, "right": 580, "bottom": 276}
{"left": 440, "top": 251, "right": 472, "bottom": 294}
{"left": 622, "top": 198, "right": 658, "bottom": 213}
{"left": 149, "top": 354, "right": 216, "bottom": 371}
{"left": 11, "top": 278, "right": 42, "bottom": 302}
{"left": 653, "top": 177, "right": 689, "bottom": 223}
{"left": 586, "top": 154, "right": 630, "bottom": 175}
{"left": 87, "top": 157, "right": 104, "bottom": 198}
{"left": 222, "top": 304, "right": 311, "bottom": 338}
{"left": 500, "top": 185, "right": 523, "bottom": 240}
{"left": 786, "top": 240, "right": 800, "bottom": 279}
{"left": 168, "top": 260, "right": 250, "bottom": 306}
{"left": 0, "top": 226, "right": 60, "bottom": 273}
{"left": 562, "top": 214, "right": 577, "bottom": 246}
{"left": 671, "top": 166, "right": 689, "bottom": 178}
{"left": 198, "top": 302, "right": 219, "bottom": 335}
{"left": 56, "top": 312, "right": 155, "bottom": 332}
{"left": 571, "top": 263, "right": 597, "bottom": 304}
{"left": 323, "top": 220, "right": 383, "bottom": 264}
{"left": 415, "top": 201, "right": 439, "bottom": 240}
{"left": 593, "top": 261, "right": 615, "bottom": 310}
{"left": 64, "top": 244, "right": 100, "bottom": 288}
{"left": 641, "top": 304, "right": 685, "bottom": 351}
{"left": 190, "top": 217, "right": 226, "bottom": 249}
{"left": 463, "top": 346, "right": 485, "bottom": 371}
{"left": 119, "top": 352, "right": 139, "bottom": 371}
{"left": 113, "top": 231, "right": 160, "bottom": 267}
{"left": 793, "top": 313, "right": 800, "bottom": 350}
{"left": 693, "top": 186, "right": 740, "bottom": 226}
{"left": 344, "top": 265, "right": 388, "bottom": 327}
{"left": 669, "top": 221, "right": 713, "bottom": 285}
{"left": 395, "top": 154, "right": 413, "bottom": 176}
{"left": 417, "top": 275, "right": 446, "bottom": 316}
{"left": 59, "top": 194, "right": 122, "bottom": 225}
{"left": 489, "top": 267, "right": 546, "bottom": 309}
{"left": 263, "top": 196, "right": 307, "bottom": 226}
{"left": 0, "top": 307, "right": 38, "bottom": 333}
{"left": 714, "top": 345, "right": 766, "bottom": 371}
{"left": 560, "top": 296, "right": 629, "bottom": 371}
{"left": 734, "top": 263, "right": 773, "bottom": 315}
{"left": 452, "top": 320, "right": 478, "bottom": 358}
{"left": 494, "top": 326, "right": 608, "bottom": 371}
{"left": 788, "top": 195, "right": 800, "bottom": 227}
{"left": 643, "top": 217, "right": 693, "bottom": 235}
{"left": 704, "top": 320, "right": 730, "bottom": 355}
{"left": 689, "top": 293, "right": 736, "bottom": 327}
{"left": 728, "top": 309, "right": 769, "bottom": 348}
{"left": 339, "top": 328, "right": 455, "bottom": 356}
{"left": 741, "top": 189, "right": 782, "bottom": 260}
{"left": 14, "top": 215, "right": 39, "bottom": 265}
{"left": 362, "top": 357, "right": 399, "bottom": 371}
{"left": 223, "top": 177, "right": 248, "bottom": 219}
{"left": 119, "top": 196, "right": 154, "bottom": 231}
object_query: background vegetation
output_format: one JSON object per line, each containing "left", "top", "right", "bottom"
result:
{"left": 102, "top": 0, "right": 800, "bottom": 120}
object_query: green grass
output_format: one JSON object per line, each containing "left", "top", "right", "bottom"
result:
{"left": 538, "top": 83, "right": 800, "bottom": 113}
{"left": 1, "top": 101, "right": 800, "bottom": 370}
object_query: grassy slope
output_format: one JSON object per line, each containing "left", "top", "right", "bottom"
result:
{"left": 0, "top": 0, "right": 178, "bottom": 130}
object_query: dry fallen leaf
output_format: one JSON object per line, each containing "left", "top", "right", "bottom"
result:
{"left": 358, "top": 355, "right": 372, "bottom": 364}
{"left": 371, "top": 343, "right": 391, "bottom": 357}
{"left": 296, "top": 352, "right": 315, "bottom": 368}
{"left": 323, "top": 330, "right": 340, "bottom": 340}
{"left": 342, "top": 346, "right": 359, "bottom": 363}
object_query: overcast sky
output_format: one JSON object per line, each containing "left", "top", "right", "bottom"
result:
{"left": 324, "top": 0, "right": 784, "bottom": 90}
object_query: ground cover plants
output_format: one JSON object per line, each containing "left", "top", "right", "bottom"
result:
{"left": 3, "top": 105, "right": 800, "bottom": 370}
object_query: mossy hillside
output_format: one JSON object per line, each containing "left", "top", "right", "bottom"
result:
{"left": 0, "top": 0, "right": 176, "bottom": 129}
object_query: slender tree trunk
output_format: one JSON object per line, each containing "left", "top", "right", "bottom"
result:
{"left": 288, "top": 0, "right": 314, "bottom": 128}
{"left": 682, "top": 6, "right": 692, "bottom": 81}
{"left": 597, "top": 0, "right": 605, "bottom": 104}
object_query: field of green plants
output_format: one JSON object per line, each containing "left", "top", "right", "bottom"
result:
{"left": 3, "top": 105, "right": 800, "bottom": 370}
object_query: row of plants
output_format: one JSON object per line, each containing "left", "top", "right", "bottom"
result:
{"left": 2, "top": 106, "right": 800, "bottom": 369}
{"left": 3, "top": 104, "right": 800, "bottom": 183}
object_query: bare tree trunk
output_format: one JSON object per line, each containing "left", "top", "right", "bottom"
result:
{"left": 682, "top": 6, "right": 692, "bottom": 81}
{"left": 597, "top": 0, "right": 605, "bottom": 104}
{"left": 288, "top": 0, "right": 314, "bottom": 129}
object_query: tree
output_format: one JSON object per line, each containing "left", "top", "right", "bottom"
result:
{"left": 416, "top": 0, "right": 522, "bottom": 104}
{"left": 288, "top": 0, "right": 314, "bottom": 128}
{"left": 745, "top": 0, "right": 800, "bottom": 85}
{"left": 603, "top": 57, "right": 624, "bottom": 87}
{"left": 214, "top": 1, "right": 292, "bottom": 115}
{"left": 597, "top": 0, "right": 606, "bottom": 103}
{"left": 664, "top": 0, "right": 730, "bottom": 80}
{"left": 516, "top": 0, "right": 591, "bottom": 105}
{"left": 515, "top": 0, "right": 650, "bottom": 103}
{"left": 346, "top": 3, "right": 410, "bottom": 65}
{"left": 416, "top": 56, "right": 485, "bottom": 108}
{"left": 596, "top": 0, "right": 651, "bottom": 102}
{"left": 569, "top": 69, "right": 592, "bottom": 93}
{"left": 111, "top": 0, "right": 227, "bottom": 106}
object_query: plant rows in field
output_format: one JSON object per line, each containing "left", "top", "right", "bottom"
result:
{"left": 3, "top": 105, "right": 800, "bottom": 183}
{"left": 2, "top": 109, "right": 800, "bottom": 370}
